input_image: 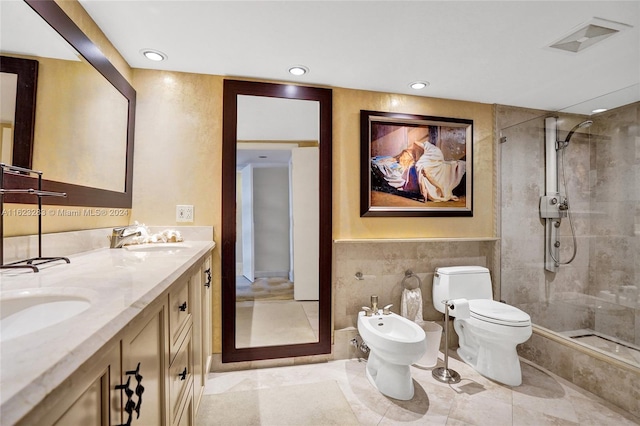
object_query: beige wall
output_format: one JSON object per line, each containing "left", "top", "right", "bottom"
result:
{"left": 128, "top": 71, "right": 495, "bottom": 352}
{"left": 7, "top": 1, "right": 496, "bottom": 354}
{"left": 333, "top": 88, "right": 495, "bottom": 239}
{"left": 131, "top": 69, "right": 224, "bottom": 350}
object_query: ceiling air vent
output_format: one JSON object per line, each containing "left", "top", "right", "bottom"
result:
{"left": 548, "top": 17, "right": 632, "bottom": 53}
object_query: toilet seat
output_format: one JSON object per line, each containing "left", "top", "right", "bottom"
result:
{"left": 468, "top": 299, "right": 531, "bottom": 327}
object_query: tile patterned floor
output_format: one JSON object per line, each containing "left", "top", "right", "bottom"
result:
{"left": 199, "top": 352, "right": 640, "bottom": 425}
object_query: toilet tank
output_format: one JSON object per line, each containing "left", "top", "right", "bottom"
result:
{"left": 432, "top": 266, "right": 493, "bottom": 314}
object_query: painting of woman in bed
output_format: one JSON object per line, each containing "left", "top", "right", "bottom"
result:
{"left": 370, "top": 123, "right": 467, "bottom": 207}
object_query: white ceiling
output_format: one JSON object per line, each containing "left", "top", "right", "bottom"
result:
{"left": 77, "top": 1, "right": 639, "bottom": 116}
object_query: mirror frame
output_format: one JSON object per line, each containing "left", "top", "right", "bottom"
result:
{"left": 2, "top": 0, "right": 135, "bottom": 208}
{"left": 221, "top": 79, "right": 332, "bottom": 362}
{"left": 0, "top": 56, "right": 38, "bottom": 170}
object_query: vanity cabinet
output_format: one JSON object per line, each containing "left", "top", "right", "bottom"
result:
{"left": 14, "top": 249, "right": 213, "bottom": 426}
{"left": 121, "top": 302, "right": 165, "bottom": 425}
{"left": 52, "top": 344, "right": 122, "bottom": 426}
{"left": 17, "top": 337, "right": 122, "bottom": 426}
{"left": 191, "top": 255, "right": 212, "bottom": 408}
{"left": 168, "top": 328, "right": 193, "bottom": 425}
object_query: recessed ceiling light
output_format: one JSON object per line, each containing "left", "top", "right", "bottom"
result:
{"left": 409, "top": 81, "right": 430, "bottom": 90}
{"left": 591, "top": 108, "right": 608, "bottom": 114}
{"left": 140, "top": 49, "right": 167, "bottom": 61}
{"left": 288, "top": 65, "right": 309, "bottom": 76}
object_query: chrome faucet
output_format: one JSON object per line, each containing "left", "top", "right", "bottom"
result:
{"left": 370, "top": 295, "right": 379, "bottom": 315}
{"left": 109, "top": 226, "right": 142, "bottom": 248}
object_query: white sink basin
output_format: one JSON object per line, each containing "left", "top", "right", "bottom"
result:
{"left": 1, "top": 290, "right": 92, "bottom": 341}
{"left": 124, "top": 243, "right": 191, "bottom": 253}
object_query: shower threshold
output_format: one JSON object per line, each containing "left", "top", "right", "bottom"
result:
{"left": 560, "top": 329, "right": 640, "bottom": 364}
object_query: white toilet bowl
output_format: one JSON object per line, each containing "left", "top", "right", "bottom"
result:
{"left": 357, "top": 311, "right": 426, "bottom": 400}
{"left": 454, "top": 299, "right": 531, "bottom": 386}
{"left": 433, "top": 266, "right": 532, "bottom": 386}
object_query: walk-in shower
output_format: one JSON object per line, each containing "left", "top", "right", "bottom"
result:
{"left": 540, "top": 117, "right": 593, "bottom": 272}
{"left": 499, "top": 100, "right": 640, "bottom": 373}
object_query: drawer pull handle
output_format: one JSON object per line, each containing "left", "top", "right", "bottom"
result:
{"left": 179, "top": 367, "right": 187, "bottom": 381}
{"left": 116, "top": 376, "right": 135, "bottom": 426}
{"left": 118, "top": 362, "right": 144, "bottom": 423}
{"left": 204, "top": 268, "right": 212, "bottom": 288}
{"left": 126, "top": 362, "right": 142, "bottom": 381}
{"left": 134, "top": 383, "right": 144, "bottom": 418}
{"left": 178, "top": 301, "right": 187, "bottom": 311}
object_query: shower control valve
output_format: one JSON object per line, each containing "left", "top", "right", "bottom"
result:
{"left": 539, "top": 194, "right": 568, "bottom": 219}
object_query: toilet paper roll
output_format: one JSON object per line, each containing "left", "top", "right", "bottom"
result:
{"left": 449, "top": 298, "right": 470, "bottom": 319}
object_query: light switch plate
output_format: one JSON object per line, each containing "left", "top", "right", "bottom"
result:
{"left": 176, "top": 205, "right": 194, "bottom": 222}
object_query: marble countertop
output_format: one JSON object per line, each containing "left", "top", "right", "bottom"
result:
{"left": 0, "top": 240, "right": 215, "bottom": 425}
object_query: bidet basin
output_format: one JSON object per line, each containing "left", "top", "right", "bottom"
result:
{"left": 357, "top": 311, "right": 427, "bottom": 400}
{"left": 357, "top": 311, "right": 426, "bottom": 364}
{"left": 0, "top": 290, "right": 92, "bottom": 341}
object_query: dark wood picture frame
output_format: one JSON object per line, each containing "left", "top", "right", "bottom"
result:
{"left": 360, "top": 110, "right": 473, "bottom": 217}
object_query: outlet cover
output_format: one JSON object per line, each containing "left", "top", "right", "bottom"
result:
{"left": 176, "top": 205, "right": 194, "bottom": 222}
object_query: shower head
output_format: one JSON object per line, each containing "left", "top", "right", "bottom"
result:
{"left": 558, "top": 120, "right": 593, "bottom": 149}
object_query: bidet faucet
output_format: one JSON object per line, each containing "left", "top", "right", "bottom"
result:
{"left": 370, "top": 295, "right": 379, "bottom": 314}
{"left": 110, "top": 226, "right": 142, "bottom": 248}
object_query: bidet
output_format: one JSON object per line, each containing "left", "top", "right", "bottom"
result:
{"left": 357, "top": 311, "right": 426, "bottom": 400}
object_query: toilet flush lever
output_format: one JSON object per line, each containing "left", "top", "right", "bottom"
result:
{"left": 382, "top": 304, "right": 393, "bottom": 315}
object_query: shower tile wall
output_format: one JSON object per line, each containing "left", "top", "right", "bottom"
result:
{"left": 499, "top": 103, "right": 640, "bottom": 417}
{"left": 498, "top": 105, "right": 592, "bottom": 333}
{"left": 499, "top": 103, "right": 640, "bottom": 341}
{"left": 589, "top": 104, "right": 640, "bottom": 343}
{"left": 332, "top": 240, "right": 497, "bottom": 331}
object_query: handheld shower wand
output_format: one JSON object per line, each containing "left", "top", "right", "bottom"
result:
{"left": 551, "top": 119, "right": 592, "bottom": 267}
{"left": 557, "top": 120, "right": 593, "bottom": 150}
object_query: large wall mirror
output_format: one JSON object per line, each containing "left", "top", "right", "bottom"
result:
{"left": 0, "top": 0, "right": 135, "bottom": 207}
{"left": 222, "top": 80, "right": 332, "bottom": 362}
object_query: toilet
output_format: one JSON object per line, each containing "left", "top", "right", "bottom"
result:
{"left": 357, "top": 310, "right": 427, "bottom": 400}
{"left": 432, "top": 266, "right": 532, "bottom": 386}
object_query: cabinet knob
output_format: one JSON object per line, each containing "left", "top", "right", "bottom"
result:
{"left": 178, "top": 367, "right": 187, "bottom": 381}
{"left": 178, "top": 301, "right": 187, "bottom": 312}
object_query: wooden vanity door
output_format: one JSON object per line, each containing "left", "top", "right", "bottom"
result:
{"left": 121, "top": 304, "right": 165, "bottom": 425}
{"left": 52, "top": 344, "right": 121, "bottom": 426}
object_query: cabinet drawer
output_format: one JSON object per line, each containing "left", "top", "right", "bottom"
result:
{"left": 169, "top": 330, "right": 193, "bottom": 425}
{"left": 173, "top": 381, "right": 194, "bottom": 426}
{"left": 169, "top": 277, "right": 191, "bottom": 359}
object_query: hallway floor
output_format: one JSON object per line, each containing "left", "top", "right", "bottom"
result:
{"left": 196, "top": 352, "right": 640, "bottom": 425}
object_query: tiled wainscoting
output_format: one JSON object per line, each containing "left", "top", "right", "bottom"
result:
{"left": 520, "top": 327, "right": 640, "bottom": 418}
{"left": 332, "top": 238, "right": 499, "bottom": 358}
{"left": 332, "top": 238, "right": 499, "bottom": 330}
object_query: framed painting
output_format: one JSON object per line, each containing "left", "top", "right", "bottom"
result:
{"left": 360, "top": 110, "right": 473, "bottom": 217}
